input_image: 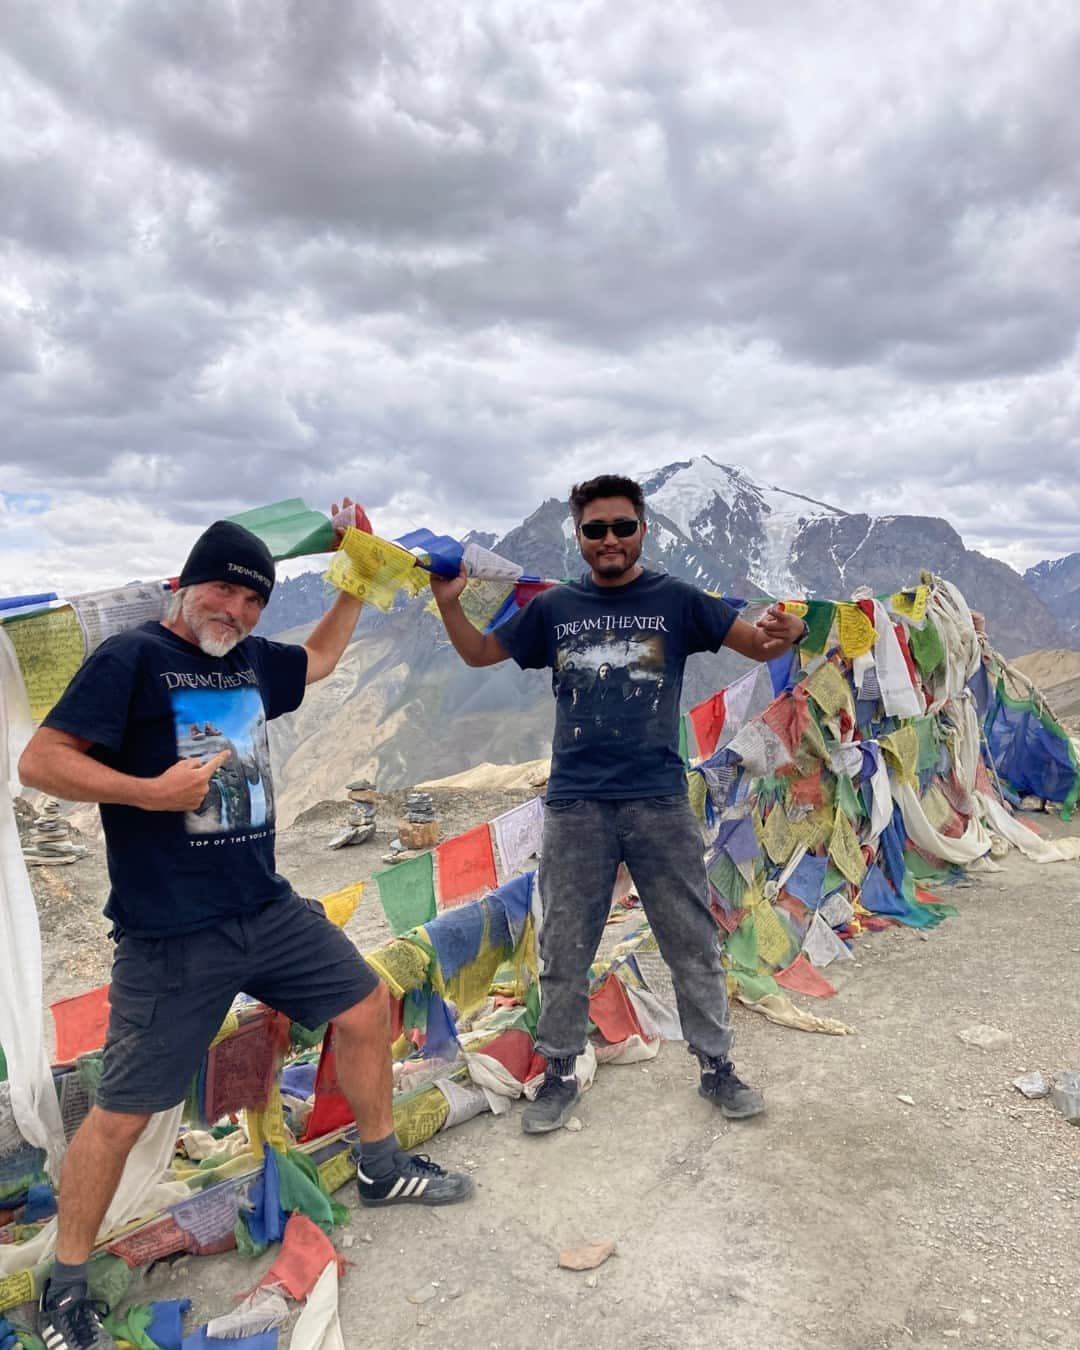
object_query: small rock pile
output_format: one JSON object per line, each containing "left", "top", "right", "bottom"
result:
{"left": 21, "top": 799, "right": 88, "bottom": 867}
{"left": 327, "top": 779, "right": 379, "bottom": 850}
{"left": 396, "top": 790, "right": 440, "bottom": 852}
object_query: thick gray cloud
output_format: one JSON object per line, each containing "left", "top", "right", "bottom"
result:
{"left": 2, "top": 0, "right": 1079, "bottom": 597}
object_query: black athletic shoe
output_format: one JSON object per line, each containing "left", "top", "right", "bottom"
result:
{"left": 698, "top": 1059, "right": 766, "bottom": 1119}
{"left": 356, "top": 1152, "right": 474, "bottom": 1206}
{"left": 521, "top": 1074, "right": 580, "bottom": 1134}
{"left": 39, "top": 1280, "right": 115, "bottom": 1350}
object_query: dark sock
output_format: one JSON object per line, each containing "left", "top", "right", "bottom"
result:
{"left": 360, "top": 1131, "right": 400, "bottom": 1181}
{"left": 46, "top": 1260, "right": 89, "bottom": 1304}
{"left": 547, "top": 1055, "right": 577, "bottom": 1080}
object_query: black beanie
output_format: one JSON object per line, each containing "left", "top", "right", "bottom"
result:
{"left": 178, "top": 521, "right": 275, "bottom": 604}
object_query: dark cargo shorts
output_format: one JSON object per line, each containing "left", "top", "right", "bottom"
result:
{"left": 97, "top": 894, "right": 379, "bottom": 1114}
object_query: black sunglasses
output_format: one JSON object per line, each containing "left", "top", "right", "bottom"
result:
{"left": 579, "top": 518, "right": 641, "bottom": 540}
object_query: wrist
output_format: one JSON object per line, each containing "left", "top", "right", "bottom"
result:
{"left": 791, "top": 618, "right": 810, "bottom": 646}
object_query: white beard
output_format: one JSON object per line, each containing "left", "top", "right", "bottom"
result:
{"left": 197, "top": 630, "right": 241, "bottom": 658}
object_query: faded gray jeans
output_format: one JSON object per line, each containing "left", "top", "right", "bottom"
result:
{"left": 536, "top": 795, "right": 733, "bottom": 1063}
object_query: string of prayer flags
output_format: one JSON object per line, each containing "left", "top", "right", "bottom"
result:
{"left": 324, "top": 528, "right": 426, "bottom": 611}
{"left": 227, "top": 498, "right": 336, "bottom": 560}
{"left": 374, "top": 852, "right": 436, "bottom": 936}
{"left": 835, "top": 602, "right": 877, "bottom": 658}
{"left": 436, "top": 823, "right": 498, "bottom": 908}
{"left": 774, "top": 953, "right": 838, "bottom": 999}
{"left": 689, "top": 691, "right": 726, "bottom": 759}
{"left": 51, "top": 984, "right": 110, "bottom": 1062}
{"left": 491, "top": 796, "right": 544, "bottom": 873}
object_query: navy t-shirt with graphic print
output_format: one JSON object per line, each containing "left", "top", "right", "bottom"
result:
{"left": 43, "top": 621, "right": 307, "bottom": 936}
{"left": 495, "top": 570, "right": 737, "bottom": 801}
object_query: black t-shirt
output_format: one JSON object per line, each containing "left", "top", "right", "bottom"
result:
{"left": 43, "top": 622, "right": 307, "bottom": 936}
{"left": 496, "top": 570, "right": 737, "bottom": 800}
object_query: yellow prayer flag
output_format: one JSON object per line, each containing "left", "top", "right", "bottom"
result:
{"left": 881, "top": 726, "right": 919, "bottom": 785}
{"left": 319, "top": 881, "right": 364, "bottom": 928}
{"left": 762, "top": 803, "right": 798, "bottom": 865}
{"left": 325, "top": 528, "right": 424, "bottom": 611}
{"left": 753, "top": 903, "right": 798, "bottom": 969}
{"left": 804, "top": 660, "right": 854, "bottom": 720}
{"left": 828, "top": 807, "right": 867, "bottom": 886}
{"left": 890, "top": 585, "right": 930, "bottom": 624}
{"left": 836, "top": 603, "right": 877, "bottom": 658}
{"left": 789, "top": 804, "right": 834, "bottom": 849}
{"left": 5, "top": 605, "right": 86, "bottom": 722}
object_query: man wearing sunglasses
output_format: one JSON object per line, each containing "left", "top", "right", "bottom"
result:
{"left": 431, "top": 473, "right": 808, "bottom": 1135}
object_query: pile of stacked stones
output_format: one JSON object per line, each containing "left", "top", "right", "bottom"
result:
{"left": 327, "top": 779, "right": 379, "bottom": 849}
{"left": 21, "top": 799, "right": 88, "bottom": 867}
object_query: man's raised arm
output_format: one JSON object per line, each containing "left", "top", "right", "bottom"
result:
{"left": 430, "top": 566, "right": 512, "bottom": 668}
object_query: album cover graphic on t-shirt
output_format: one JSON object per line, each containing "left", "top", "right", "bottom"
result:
{"left": 554, "top": 630, "right": 670, "bottom": 739}
{"left": 171, "top": 687, "right": 275, "bottom": 835}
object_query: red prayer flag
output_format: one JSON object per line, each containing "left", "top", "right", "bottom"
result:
{"left": 258, "top": 1213, "right": 345, "bottom": 1301}
{"left": 688, "top": 691, "right": 726, "bottom": 759}
{"left": 588, "top": 973, "right": 643, "bottom": 1044}
{"left": 51, "top": 984, "right": 111, "bottom": 1062}
{"left": 436, "top": 824, "right": 497, "bottom": 908}
{"left": 774, "top": 953, "right": 838, "bottom": 999}
{"left": 301, "top": 1027, "right": 353, "bottom": 1142}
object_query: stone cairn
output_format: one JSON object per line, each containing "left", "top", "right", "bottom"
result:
{"left": 386, "top": 790, "right": 441, "bottom": 860}
{"left": 21, "top": 799, "right": 89, "bottom": 866}
{"left": 327, "top": 779, "right": 379, "bottom": 850}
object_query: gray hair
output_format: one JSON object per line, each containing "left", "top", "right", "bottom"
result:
{"left": 166, "top": 587, "right": 188, "bottom": 622}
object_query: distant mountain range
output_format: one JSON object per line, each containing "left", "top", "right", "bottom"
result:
{"left": 265, "top": 456, "right": 1080, "bottom": 814}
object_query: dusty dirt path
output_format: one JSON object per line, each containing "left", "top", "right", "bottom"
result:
{"left": 29, "top": 794, "right": 1080, "bottom": 1348}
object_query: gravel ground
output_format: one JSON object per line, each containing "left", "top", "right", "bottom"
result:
{"left": 23, "top": 792, "right": 1080, "bottom": 1348}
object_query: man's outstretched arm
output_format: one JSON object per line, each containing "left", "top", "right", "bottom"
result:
{"left": 430, "top": 566, "right": 512, "bottom": 668}
{"left": 303, "top": 497, "right": 369, "bottom": 684}
{"left": 722, "top": 605, "right": 808, "bottom": 662}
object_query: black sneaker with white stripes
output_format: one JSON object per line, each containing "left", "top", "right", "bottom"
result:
{"left": 356, "top": 1152, "right": 474, "bottom": 1206}
{"left": 39, "top": 1280, "right": 115, "bottom": 1350}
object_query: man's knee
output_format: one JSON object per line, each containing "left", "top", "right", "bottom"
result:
{"left": 78, "top": 1104, "right": 154, "bottom": 1151}
{"left": 333, "top": 980, "right": 390, "bottom": 1041}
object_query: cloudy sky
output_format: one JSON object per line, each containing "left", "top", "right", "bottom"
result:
{"left": 2, "top": 0, "right": 1078, "bottom": 597}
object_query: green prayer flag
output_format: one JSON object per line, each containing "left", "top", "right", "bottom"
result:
{"left": 908, "top": 616, "right": 946, "bottom": 676}
{"left": 375, "top": 852, "right": 437, "bottom": 936}
{"left": 725, "top": 914, "right": 759, "bottom": 971}
{"left": 732, "top": 968, "right": 780, "bottom": 1001}
{"left": 678, "top": 714, "right": 691, "bottom": 766}
{"left": 835, "top": 773, "right": 864, "bottom": 821}
{"left": 801, "top": 600, "right": 837, "bottom": 655}
{"left": 226, "top": 498, "right": 336, "bottom": 561}
{"left": 105, "top": 1303, "right": 161, "bottom": 1350}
